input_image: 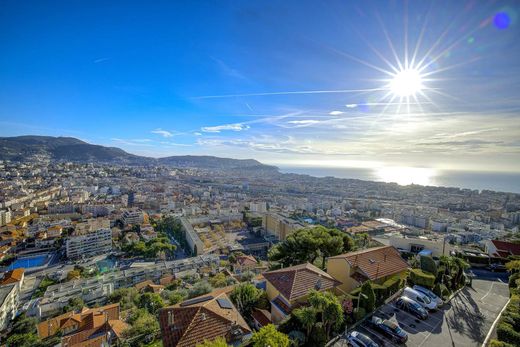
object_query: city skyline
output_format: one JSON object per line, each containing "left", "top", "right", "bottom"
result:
{"left": 1, "top": 1, "right": 519, "bottom": 173}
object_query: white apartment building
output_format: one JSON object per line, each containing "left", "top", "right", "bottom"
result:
{"left": 249, "top": 202, "right": 267, "bottom": 213}
{"left": 121, "top": 209, "right": 144, "bottom": 226}
{"left": 0, "top": 210, "right": 11, "bottom": 226}
{"left": 66, "top": 228, "right": 112, "bottom": 259}
{"left": 0, "top": 284, "right": 18, "bottom": 331}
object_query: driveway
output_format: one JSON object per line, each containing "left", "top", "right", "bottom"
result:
{"left": 335, "top": 275, "right": 509, "bottom": 347}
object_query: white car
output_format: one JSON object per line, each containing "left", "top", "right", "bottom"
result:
{"left": 402, "top": 287, "right": 437, "bottom": 310}
{"left": 413, "top": 285, "right": 444, "bottom": 307}
{"left": 346, "top": 331, "right": 379, "bottom": 347}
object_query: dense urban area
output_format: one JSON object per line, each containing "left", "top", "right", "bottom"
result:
{"left": 1, "top": 154, "right": 520, "bottom": 347}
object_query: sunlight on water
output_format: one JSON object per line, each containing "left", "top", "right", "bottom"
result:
{"left": 374, "top": 167, "right": 437, "bottom": 186}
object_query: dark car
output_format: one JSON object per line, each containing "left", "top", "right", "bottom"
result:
{"left": 369, "top": 316, "right": 408, "bottom": 344}
{"left": 396, "top": 296, "right": 429, "bottom": 320}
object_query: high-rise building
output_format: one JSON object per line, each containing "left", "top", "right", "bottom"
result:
{"left": 66, "top": 228, "right": 112, "bottom": 259}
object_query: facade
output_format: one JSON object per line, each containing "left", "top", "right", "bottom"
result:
{"left": 180, "top": 217, "right": 204, "bottom": 256}
{"left": 262, "top": 213, "right": 304, "bottom": 241}
{"left": 263, "top": 263, "right": 341, "bottom": 323}
{"left": 0, "top": 284, "right": 18, "bottom": 331}
{"left": 66, "top": 228, "right": 112, "bottom": 259}
{"left": 121, "top": 209, "right": 144, "bottom": 226}
{"left": 159, "top": 288, "right": 252, "bottom": 347}
{"left": 327, "top": 246, "right": 409, "bottom": 294}
{"left": 0, "top": 210, "right": 11, "bottom": 226}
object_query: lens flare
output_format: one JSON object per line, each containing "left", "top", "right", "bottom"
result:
{"left": 389, "top": 69, "right": 424, "bottom": 97}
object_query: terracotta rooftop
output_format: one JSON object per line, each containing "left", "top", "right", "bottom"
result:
{"left": 329, "top": 246, "right": 409, "bottom": 281}
{"left": 236, "top": 255, "right": 257, "bottom": 266}
{"left": 262, "top": 263, "right": 341, "bottom": 301}
{"left": 251, "top": 308, "right": 271, "bottom": 327}
{"left": 491, "top": 240, "right": 520, "bottom": 258}
{"left": 0, "top": 268, "right": 24, "bottom": 285}
{"left": 37, "top": 303, "right": 121, "bottom": 343}
{"left": 159, "top": 289, "right": 251, "bottom": 347}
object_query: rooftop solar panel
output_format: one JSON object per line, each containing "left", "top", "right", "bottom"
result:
{"left": 217, "top": 298, "right": 233, "bottom": 309}
{"left": 180, "top": 295, "right": 213, "bottom": 307}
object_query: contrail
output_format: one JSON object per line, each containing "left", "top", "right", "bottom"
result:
{"left": 193, "top": 88, "right": 384, "bottom": 99}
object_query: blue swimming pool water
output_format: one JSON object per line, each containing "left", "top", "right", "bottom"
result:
{"left": 8, "top": 255, "right": 48, "bottom": 270}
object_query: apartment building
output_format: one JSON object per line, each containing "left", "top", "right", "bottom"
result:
{"left": 262, "top": 212, "right": 303, "bottom": 241}
{"left": 66, "top": 228, "right": 112, "bottom": 259}
{"left": 0, "top": 284, "right": 18, "bottom": 331}
{"left": 0, "top": 210, "right": 11, "bottom": 226}
{"left": 121, "top": 208, "right": 145, "bottom": 226}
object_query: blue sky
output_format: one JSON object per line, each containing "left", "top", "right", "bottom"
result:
{"left": 1, "top": 0, "right": 519, "bottom": 172}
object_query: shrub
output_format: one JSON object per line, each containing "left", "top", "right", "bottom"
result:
{"left": 433, "top": 283, "right": 451, "bottom": 300}
{"left": 489, "top": 339, "right": 515, "bottom": 347}
{"left": 420, "top": 256, "right": 438, "bottom": 275}
{"left": 354, "top": 307, "right": 366, "bottom": 322}
{"left": 497, "top": 322, "right": 520, "bottom": 345}
{"left": 408, "top": 269, "right": 436, "bottom": 288}
{"left": 360, "top": 281, "right": 376, "bottom": 313}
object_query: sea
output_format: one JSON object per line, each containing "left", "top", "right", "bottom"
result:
{"left": 278, "top": 166, "right": 520, "bottom": 194}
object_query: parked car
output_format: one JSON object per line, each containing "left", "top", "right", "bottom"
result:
{"left": 403, "top": 287, "right": 437, "bottom": 310}
{"left": 413, "top": 285, "right": 444, "bottom": 307}
{"left": 369, "top": 316, "right": 408, "bottom": 344}
{"left": 487, "top": 263, "right": 507, "bottom": 272}
{"left": 346, "top": 331, "right": 379, "bottom": 347}
{"left": 395, "top": 296, "right": 429, "bottom": 320}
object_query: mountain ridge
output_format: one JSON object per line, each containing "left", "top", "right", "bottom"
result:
{"left": 0, "top": 135, "right": 278, "bottom": 171}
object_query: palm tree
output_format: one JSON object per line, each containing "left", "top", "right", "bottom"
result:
{"left": 293, "top": 306, "right": 316, "bottom": 341}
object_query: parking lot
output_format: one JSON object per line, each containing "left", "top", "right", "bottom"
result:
{"left": 335, "top": 275, "right": 509, "bottom": 347}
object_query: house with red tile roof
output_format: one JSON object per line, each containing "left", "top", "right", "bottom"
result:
{"left": 326, "top": 246, "right": 409, "bottom": 294}
{"left": 159, "top": 288, "right": 252, "bottom": 347}
{"left": 484, "top": 239, "right": 520, "bottom": 258}
{"left": 0, "top": 268, "right": 24, "bottom": 291}
{"left": 37, "top": 303, "right": 128, "bottom": 347}
{"left": 262, "top": 263, "right": 341, "bottom": 323}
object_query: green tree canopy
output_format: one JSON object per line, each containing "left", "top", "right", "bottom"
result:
{"left": 268, "top": 226, "right": 354, "bottom": 268}
{"left": 360, "top": 281, "right": 376, "bottom": 313}
{"left": 251, "top": 324, "right": 290, "bottom": 347}
{"left": 229, "top": 283, "right": 262, "bottom": 317}
{"left": 138, "top": 292, "right": 165, "bottom": 314}
{"left": 196, "top": 337, "right": 229, "bottom": 347}
{"left": 307, "top": 290, "right": 345, "bottom": 340}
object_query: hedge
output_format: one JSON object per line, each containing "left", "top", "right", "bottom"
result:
{"left": 496, "top": 322, "right": 520, "bottom": 345}
{"left": 408, "top": 269, "right": 436, "bottom": 288}
{"left": 489, "top": 339, "right": 515, "bottom": 347}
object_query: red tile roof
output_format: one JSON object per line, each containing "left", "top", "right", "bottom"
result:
{"left": 329, "top": 246, "right": 409, "bottom": 281}
{"left": 159, "top": 289, "right": 251, "bottom": 347}
{"left": 0, "top": 268, "right": 24, "bottom": 285}
{"left": 251, "top": 308, "right": 271, "bottom": 327}
{"left": 491, "top": 240, "right": 520, "bottom": 258}
{"left": 263, "top": 263, "right": 341, "bottom": 301}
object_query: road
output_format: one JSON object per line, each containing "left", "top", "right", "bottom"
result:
{"left": 335, "top": 272, "right": 509, "bottom": 347}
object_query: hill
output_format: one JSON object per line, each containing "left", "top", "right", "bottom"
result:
{"left": 0, "top": 135, "right": 277, "bottom": 171}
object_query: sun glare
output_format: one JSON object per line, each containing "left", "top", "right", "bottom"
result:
{"left": 389, "top": 68, "right": 424, "bottom": 97}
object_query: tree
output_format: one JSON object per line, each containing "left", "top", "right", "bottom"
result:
{"left": 209, "top": 273, "right": 229, "bottom": 288}
{"left": 360, "top": 281, "right": 376, "bottom": 313}
{"left": 63, "top": 297, "right": 85, "bottom": 312}
{"left": 268, "top": 226, "right": 353, "bottom": 269}
{"left": 138, "top": 293, "right": 165, "bottom": 314}
{"left": 230, "top": 283, "right": 261, "bottom": 317}
{"left": 109, "top": 288, "right": 139, "bottom": 310}
{"left": 163, "top": 289, "right": 188, "bottom": 305}
{"left": 196, "top": 337, "right": 229, "bottom": 347}
{"left": 420, "top": 255, "right": 438, "bottom": 275}
{"left": 188, "top": 281, "right": 213, "bottom": 298}
{"left": 124, "top": 309, "right": 159, "bottom": 347}
{"left": 506, "top": 260, "right": 520, "bottom": 273}
{"left": 10, "top": 313, "right": 38, "bottom": 335}
{"left": 307, "top": 290, "right": 344, "bottom": 340}
{"left": 5, "top": 333, "right": 40, "bottom": 347}
{"left": 251, "top": 324, "right": 290, "bottom": 347}
{"left": 293, "top": 306, "right": 316, "bottom": 340}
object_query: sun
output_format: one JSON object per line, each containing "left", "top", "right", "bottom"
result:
{"left": 389, "top": 68, "right": 424, "bottom": 97}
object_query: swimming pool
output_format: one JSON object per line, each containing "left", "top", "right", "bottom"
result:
{"left": 8, "top": 255, "right": 49, "bottom": 270}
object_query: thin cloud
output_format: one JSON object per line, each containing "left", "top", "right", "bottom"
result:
{"left": 329, "top": 111, "right": 344, "bottom": 115}
{"left": 193, "top": 88, "right": 383, "bottom": 99}
{"left": 201, "top": 123, "right": 250, "bottom": 133}
{"left": 151, "top": 128, "right": 173, "bottom": 138}
{"left": 93, "top": 57, "right": 110, "bottom": 64}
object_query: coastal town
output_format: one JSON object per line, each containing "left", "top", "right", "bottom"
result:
{"left": 0, "top": 155, "right": 519, "bottom": 347}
